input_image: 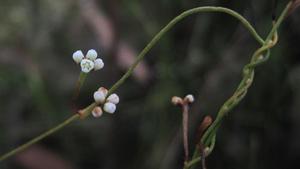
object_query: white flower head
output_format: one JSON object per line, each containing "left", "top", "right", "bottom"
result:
{"left": 93, "top": 90, "right": 107, "bottom": 104}
{"left": 86, "top": 49, "right": 98, "bottom": 61}
{"left": 92, "top": 106, "right": 103, "bottom": 118}
{"left": 103, "top": 102, "right": 116, "bottom": 114}
{"left": 72, "top": 50, "right": 84, "bottom": 64}
{"left": 107, "top": 93, "right": 119, "bottom": 104}
{"left": 94, "top": 58, "right": 104, "bottom": 70}
{"left": 73, "top": 49, "right": 104, "bottom": 73}
{"left": 184, "top": 94, "right": 194, "bottom": 103}
{"left": 80, "top": 59, "right": 94, "bottom": 73}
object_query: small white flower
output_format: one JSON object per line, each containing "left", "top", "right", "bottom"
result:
{"left": 80, "top": 59, "right": 94, "bottom": 73}
{"left": 92, "top": 106, "right": 103, "bottom": 118}
{"left": 72, "top": 50, "right": 84, "bottom": 64}
{"left": 93, "top": 90, "right": 106, "bottom": 103}
{"left": 86, "top": 49, "right": 98, "bottom": 61}
{"left": 184, "top": 94, "right": 194, "bottom": 103}
{"left": 94, "top": 58, "right": 104, "bottom": 70}
{"left": 107, "top": 93, "right": 119, "bottom": 104}
{"left": 103, "top": 102, "right": 116, "bottom": 114}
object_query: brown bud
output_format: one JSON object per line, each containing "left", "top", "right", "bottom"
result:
{"left": 171, "top": 96, "right": 183, "bottom": 106}
{"left": 92, "top": 106, "right": 103, "bottom": 118}
{"left": 196, "top": 116, "right": 213, "bottom": 142}
{"left": 98, "top": 87, "right": 108, "bottom": 96}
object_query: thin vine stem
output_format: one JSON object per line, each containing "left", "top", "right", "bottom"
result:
{"left": 183, "top": 104, "right": 190, "bottom": 163}
{"left": 184, "top": 2, "right": 292, "bottom": 169}
{"left": 72, "top": 72, "right": 88, "bottom": 102}
{"left": 201, "top": 1, "right": 291, "bottom": 149}
{"left": 0, "top": 6, "right": 264, "bottom": 162}
{"left": 107, "top": 6, "right": 264, "bottom": 95}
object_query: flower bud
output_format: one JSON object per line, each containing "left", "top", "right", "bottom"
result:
{"left": 93, "top": 90, "right": 106, "bottom": 103}
{"left": 92, "top": 106, "right": 103, "bottom": 118}
{"left": 103, "top": 102, "right": 116, "bottom": 114}
{"left": 86, "top": 49, "right": 98, "bottom": 60}
{"left": 257, "top": 55, "right": 264, "bottom": 61}
{"left": 107, "top": 93, "right": 119, "bottom": 104}
{"left": 94, "top": 58, "right": 104, "bottom": 70}
{"left": 98, "top": 87, "right": 108, "bottom": 97}
{"left": 203, "top": 147, "right": 211, "bottom": 156}
{"left": 80, "top": 59, "right": 94, "bottom": 73}
{"left": 184, "top": 94, "right": 194, "bottom": 103}
{"left": 171, "top": 96, "right": 183, "bottom": 106}
{"left": 72, "top": 50, "right": 84, "bottom": 64}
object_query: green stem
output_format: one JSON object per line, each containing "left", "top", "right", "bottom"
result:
{"left": 0, "top": 6, "right": 264, "bottom": 162}
{"left": 202, "top": 0, "right": 291, "bottom": 148}
{"left": 72, "top": 72, "right": 88, "bottom": 101}
{"left": 108, "top": 6, "right": 263, "bottom": 95}
{"left": 0, "top": 114, "right": 79, "bottom": 162}
{"left": 186, "top": 157, "right": 201, "bottom": 169}
{"left": 185, "top": 2, "right": 292, "bottom": 169}
{"left": 265, "top": 2, "right": 292, "bottom": 42}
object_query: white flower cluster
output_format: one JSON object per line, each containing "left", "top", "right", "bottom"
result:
{"left": 72, "top": 49, "right": 104, "bottom": 73}
{"left": 92, "top": 87, "right": 120, "bottom": 118}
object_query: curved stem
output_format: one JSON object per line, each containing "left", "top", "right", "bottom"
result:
{"left": 108, "top": 6, "right": 263, "bottom": 95}
{"left": 201, "top": 0, "right": 291, "bottom": 149}
{"left": 0, "top": 6, "right": 264, "bottom": 162}
{"left": 183, "top": 2, "right": 292, "bottom": 169}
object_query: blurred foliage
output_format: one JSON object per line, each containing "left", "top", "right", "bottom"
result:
{"left": 0, "top": 0, "right": 300, "bottom": 169}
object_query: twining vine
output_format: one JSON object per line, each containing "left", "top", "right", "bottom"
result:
{"left": 0, "top": 2, "right": 297, "bottom": 169}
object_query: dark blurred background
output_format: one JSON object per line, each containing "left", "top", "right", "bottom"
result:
{"left": 0, "top": 0, "right": 300, "bottom": 169}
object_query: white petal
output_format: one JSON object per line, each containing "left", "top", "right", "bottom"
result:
{"left": 92, "top": 106, "right": 103, "bottom": 118}
{"left": 107, "top": 93, "right": 119, "bottom": 104}
{"left": 86, "top": 49, "right": 98, "bottom": 60}
{"left": 72, "top": 50, "right": 84, "bottom": 64}
{"left": 93, "top": 91, "right": 106, "bottom": 103}
{"left": 103, "top": 102, "right": 116, "bottom": 114}
{"left": 80, "top": 59, "right": 94, "bottom": 73}
{"left": 94, "top": 58, "right": 104, "bottom": 70}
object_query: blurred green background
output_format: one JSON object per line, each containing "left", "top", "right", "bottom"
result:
{"left": 0, "top": 0, "right": 300, "bottom": 169}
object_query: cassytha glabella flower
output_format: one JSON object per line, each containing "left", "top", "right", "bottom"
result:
{"left": 94, "top": 58, "right": 104, "bottom": 70}
{"left": 80, "top": 59, "right": 94, "bottom": 73}
{"left": 92, "top": 87, "right": 120, "bottom": 116}
{"left": 92, "top": 106, "right": 103, "bottom": 118}
{"left": 171, "top": 96, "right": 183, "bottom": 106}
{"left": 171, "top": 94, "right": 195, "bottom": 106}
{"left": 72, "top": 50, "right": 84, "bottom": 64}
{"left": 184, "top": 94, "right": 194, "bottom": 104}
{"left": 72, "top": 49, "right": 104, "bottom": 73}
{"left": 86, "top": 49, "right": 98, "bottom": 61}
{"left": 93, "top": 87, "right": 108, "bottom": 104}
{"left": 103, "top": 102, "right": 116, "bottom": 114}
{"left": 106, "top": 93, "right": 119, "bottom": 104}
